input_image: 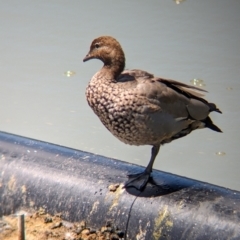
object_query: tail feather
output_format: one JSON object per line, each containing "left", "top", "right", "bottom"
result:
{"left": 204, "top": 116, "right": 222, "bottom": 133}
{"left": 209, "top": 102, "right": 222, "bottom": 114}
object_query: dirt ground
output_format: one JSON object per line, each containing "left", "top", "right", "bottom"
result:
{"left": 0, "top": 209, "right": 124, "bottom": 240}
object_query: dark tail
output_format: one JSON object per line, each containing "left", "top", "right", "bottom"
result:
{"left": 204, "top": 116, "right": 222, "bottom": 133}
{"left": 209, "top": 102, "right": 222, "bottom": 114}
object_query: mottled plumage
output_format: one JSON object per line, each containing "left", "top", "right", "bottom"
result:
{"left": 83, "top": 36, "right": 222, "bottom": 190}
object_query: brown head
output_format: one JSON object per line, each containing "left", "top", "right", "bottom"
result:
{"left": 83, "top": 36, "right": 125, "bottom": 78}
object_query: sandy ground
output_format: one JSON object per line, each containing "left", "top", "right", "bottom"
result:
{"left": 0, "top": 209, "right": 124, "bottom": 240}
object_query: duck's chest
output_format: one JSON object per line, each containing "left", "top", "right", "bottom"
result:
{"left": 86, "top": 80, "right": 133, "bottom": 125}
{"left": 85, "top": 79, "right": 151, "bottom": 145}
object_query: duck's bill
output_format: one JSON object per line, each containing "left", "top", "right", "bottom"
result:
{"left": 83, "top": 53, "right": 93, "bottom": 62}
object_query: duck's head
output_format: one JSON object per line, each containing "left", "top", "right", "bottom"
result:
{"left": 83, "top": 36, "right": 125, "bottom": 77}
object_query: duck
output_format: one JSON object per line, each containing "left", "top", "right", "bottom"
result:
{"left": 83, "top": 36, "right": 222, "bottom": 191}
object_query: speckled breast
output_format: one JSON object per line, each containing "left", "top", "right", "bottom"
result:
{"left": 85, "top": 77, "right": 157, "bottom": 146}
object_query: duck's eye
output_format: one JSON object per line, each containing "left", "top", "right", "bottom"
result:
{"left": 95, "top": 43, "right": 100, "bottom": 49}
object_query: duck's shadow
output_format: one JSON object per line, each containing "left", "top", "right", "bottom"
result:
{"left": 124, "top": 171, "right": 198, "bottom": 198}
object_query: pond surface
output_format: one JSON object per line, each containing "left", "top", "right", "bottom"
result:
{"left": 1, "top": 0, "right": 240, "bottom": 190}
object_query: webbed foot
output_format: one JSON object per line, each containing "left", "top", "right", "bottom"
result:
{"left": 124, "top": 171, "right": 151, "bottom": 191}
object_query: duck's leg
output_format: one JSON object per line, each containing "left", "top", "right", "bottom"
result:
{"left": 124, "top": 144, "right": 160, "bottom": 191}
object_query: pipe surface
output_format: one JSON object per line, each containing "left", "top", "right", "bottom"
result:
{"left": 0, "top": 131, "right": 240, "bottom": 239}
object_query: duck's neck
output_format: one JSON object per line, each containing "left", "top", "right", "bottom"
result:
{"left": 101, "top": 52, "right": 125, "bottom": 80}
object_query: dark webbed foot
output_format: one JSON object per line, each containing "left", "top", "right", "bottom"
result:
{"left": 124, "top": 171, "right": 151, "bottom": 191}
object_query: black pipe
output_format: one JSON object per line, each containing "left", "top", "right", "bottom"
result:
{"left": 0, "top": 131, "right": 240, "bottom": 239}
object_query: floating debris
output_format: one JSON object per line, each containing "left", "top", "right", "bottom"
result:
{"left": 174, "top": 0, "right": 186, "bottom": 4}
{"left": 64, "top": 71, "right": 76, "bottom": 77}
{"left": 216, "top": 151, "right": 226, "bottom": 156}
{"left": 190, "top": 78, "right": 206, "bottom": 87}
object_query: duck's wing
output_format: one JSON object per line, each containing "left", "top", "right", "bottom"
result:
{"left": 157, "top": 77, "right": 221, "bottom": 114}
{"left": 118, "top": 69, "right": 221, "bottom": 132}
{"left": 128, "top": 69, "right": 221, "bottom": 110}
{"left": 121, "top": 69, "right": 221, "bottom": 116}
{"left": 120, "top": 69, "right": 205, "bottom": 94}
{"left": 158, "top": 78, "right": 207, "bottom": 97}
{"left": 121, "top": 69, "right": 207, "bottom": 96}
{"left": 119, "top": 69, "right": 205, "bottom": 98}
